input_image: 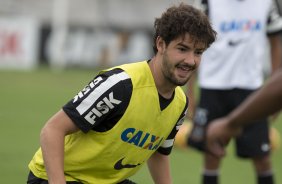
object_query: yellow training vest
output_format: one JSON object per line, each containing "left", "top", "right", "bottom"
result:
{"left": 28, "top": 61, "right": 187, "bottom": 184}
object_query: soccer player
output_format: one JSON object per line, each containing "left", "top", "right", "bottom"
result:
{"left": 27, "top": 3, "right": 216, "bottom": 184}
{"left": 186, "top": 0, "right": 282, "bottom": 184}
{"left": 206, "top": 68, "right": 282, "bottom": 157}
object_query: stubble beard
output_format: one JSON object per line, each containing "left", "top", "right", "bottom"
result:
{"left": 162, "top": 54, "right": 191, "bottom": 86}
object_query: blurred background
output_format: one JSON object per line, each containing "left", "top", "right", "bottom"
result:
{"left": 0, "top": 0, "right": 197, "bottom": 70}
{"left": 0, "top": 0, "right": 282, "bottom": 183}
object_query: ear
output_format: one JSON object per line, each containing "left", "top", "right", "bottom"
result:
{"left": 156, "top": 36, "right": 166, "bottom": 54}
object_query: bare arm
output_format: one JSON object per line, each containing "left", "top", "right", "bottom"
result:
{"left": 40, "top": 109, "right": 79, "bottom": 184}
{"left": 269, "top": 34, "right": 282, "bottom": 74}
{"left": 147, "top": 152, "right": 172, "bottom": 184}
{"left": 227, "top": 68, "right": 282, "bottom": 128}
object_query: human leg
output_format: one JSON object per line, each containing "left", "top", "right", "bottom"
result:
{"left": 252, "top": 155, "right": 274, "bottom": 184}
{"left": 188, "top": 89, "right": 229, "bottom": 184}
{"left": 202, "top": 153, "right": 221, "bottom": 184}
{"left": 236, "top": 119, "right": 274, "bottom": 184}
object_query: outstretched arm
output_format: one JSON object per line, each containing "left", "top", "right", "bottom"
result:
{"left": 40, "top": 109, "right": 79, "bottom": 183}
{"left": 227, "top": 68, "right": 282, "bottom": 126}
{"left": 206, "top": 68, "right": 282, "bottom": 157}
{"left": 269, "top": 33, "right": 282, "bottom": 75}
{"left": 147, "top": 152, "right": 172, "bottom": 184}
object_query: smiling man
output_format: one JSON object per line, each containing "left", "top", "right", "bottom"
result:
{"left": 27, "top": 3, "right": 216, "bottom": 184}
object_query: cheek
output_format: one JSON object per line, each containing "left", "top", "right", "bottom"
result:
{"left": 195, "top": 57, "right": 202, "bottom": 66}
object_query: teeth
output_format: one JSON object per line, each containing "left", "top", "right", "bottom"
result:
{"left": 180, "top": 66, "right": 190, "bottom": 71}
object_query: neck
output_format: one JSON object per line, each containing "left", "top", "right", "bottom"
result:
{"left": 149, "top": 57, "right": 175, "bottom": 99}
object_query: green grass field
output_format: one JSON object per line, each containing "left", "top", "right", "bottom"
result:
{"left": 0, "top": 67, "right": 281, "bottom": 184}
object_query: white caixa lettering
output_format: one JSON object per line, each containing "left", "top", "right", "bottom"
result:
{"left": 84, "top": 92, "right": 122, "bottom": 125}
{"left": 73, "top": 77, "right": 103, "bottom": 103}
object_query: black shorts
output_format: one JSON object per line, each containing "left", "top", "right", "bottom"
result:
{"left": 187, "top": 88, "right": 270, "bottom": 158}
{"left": 27, "top": 171, "right": 82, "bottom": 184}
{"left": 27, "top": 171, "right": 137, "bottom": 184}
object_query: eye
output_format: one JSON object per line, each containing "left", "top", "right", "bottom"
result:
{"left": 178, "top": 47, "right": 187, "bottom": 52}
{"left": 195, "top": 50, "right": 204, "bottom": 56}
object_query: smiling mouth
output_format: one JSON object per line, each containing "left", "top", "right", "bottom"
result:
{"left": 175, "top": 66, "right": 195, "bottom": 79}
{"left": 177, "top": 65, "right": 195, "bottom": 72}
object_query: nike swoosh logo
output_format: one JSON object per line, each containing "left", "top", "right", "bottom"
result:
{"left": 228, "top": 39, "right": 243, "bottom": 47}
{"left": 114, "top": 157, "right": 142, "bottom": 170}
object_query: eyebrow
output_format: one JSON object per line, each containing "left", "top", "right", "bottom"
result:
{"left": 178, "top": 43, "right": 189, "bottom": 48}
{"left": 178, "top": 42, "right": 205, "bottom": 51}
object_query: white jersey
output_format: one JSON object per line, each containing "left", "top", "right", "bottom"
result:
{"left": 195, "top": 0, "right": 282, "bottom": 89}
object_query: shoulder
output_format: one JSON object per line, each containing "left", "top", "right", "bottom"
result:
{"left": 100, "top": 68, "right": 131, "bottom": 83}
{"left": 63, "top": 68, "right": 133, "bottom": 132}
{"left": 267, "top": 0, "right": 282, "bottom": 34}
{"left": 175, "top": 87, "right": 188, "bottom": 104}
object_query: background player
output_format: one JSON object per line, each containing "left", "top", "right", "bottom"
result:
{"left": 187, "top": 0, "right": 282, "bottom": 184}
{"left": 27, "top": 3, "right": 216, "bottom": 184}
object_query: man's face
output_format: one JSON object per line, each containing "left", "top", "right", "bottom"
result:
{"left": 159, "top": 34, "right": 205, "bottom": 86}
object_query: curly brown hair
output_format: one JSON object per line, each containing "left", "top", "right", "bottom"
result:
{"left": 153, "top": 3, "right": 216, "bottom": 54}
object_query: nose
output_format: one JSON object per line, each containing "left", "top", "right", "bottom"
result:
{"left": 184, "top": 52, "right": 197, "bottom": 68}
